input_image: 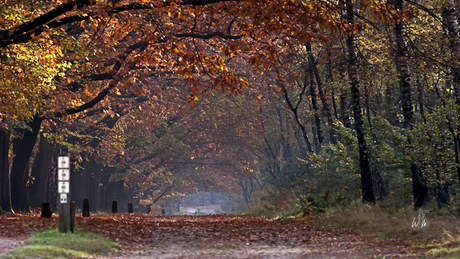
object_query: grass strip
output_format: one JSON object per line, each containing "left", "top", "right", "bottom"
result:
{"left": 0, "top": 229, "right": 119, "bottom": 258}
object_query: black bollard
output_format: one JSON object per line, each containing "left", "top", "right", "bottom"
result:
{"left": 146, "top": 207, "right": 151, "bottom": 214}
{"left": 112, "top": 200, "right": 118, "bottom": 213}
{"left": 161, "top": 209, "right": 165, "bottom": 214}
{"left": 82, "top": 199, "right": 90, "bottom": 217}
{"left": 41, "top": 203, "right": 52, "bottom": 218}
{"left": 127, "top": 202, "right": 133, "bottom": 213}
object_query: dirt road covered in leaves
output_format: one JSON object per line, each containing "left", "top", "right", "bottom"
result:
{"left": 81, "top": 214, "right": 430, "bottom": 258}
{"left": 0, "top": 213, "right": 431, "bottom": 258}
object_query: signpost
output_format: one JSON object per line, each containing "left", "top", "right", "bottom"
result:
{"left": 58, "top": 155, "right": 71, "bottom": 233}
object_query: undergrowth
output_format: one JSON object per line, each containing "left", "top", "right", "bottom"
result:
{"left": 322, "top": 202, "right": 460, "bottom": 258}
{"left": 246, "top": 187, "right": 460, "bottom": 257}
{"left": 241, "top": 188, "right": 298, "bottom": 219}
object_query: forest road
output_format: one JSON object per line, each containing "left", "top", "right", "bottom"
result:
{"left": 79, "top": 214, "right": 433, "bottom": 259}
{"left": 0, "top": 236, "right": 24, "bottom": 254}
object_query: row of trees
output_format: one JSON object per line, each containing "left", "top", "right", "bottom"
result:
{"left": 0, "top": 0, "right": 459, "bottom": 213}
{"left": 244, "top": 0, "right": 460, "bottom": 210}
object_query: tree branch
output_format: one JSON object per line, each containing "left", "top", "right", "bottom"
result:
{"left": 174, "top": 31, "right": 243, "bottom": 40}
{"left": 0, "top": 0, "right": 92, "bottom": 39}
{"left": 0, "top": 0, "right": 236, "bottom": 47}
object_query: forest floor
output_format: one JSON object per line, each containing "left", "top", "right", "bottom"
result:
{"left": 0, "top": 212, "right": 437, "bottom": 258}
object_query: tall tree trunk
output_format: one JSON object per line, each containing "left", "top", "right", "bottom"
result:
{"left": 435, "top": 140, "right": 450, "bottom": 206}
{"left": 10, "top": 116, "right": 43, "bottom": 212}
{"left": 339, "top": 93, "right": 352, "bottom": 128}
{"left": 71, "top": 158, "right": 92, "bottom": 208}
{"left": 392, "top": 0, "right": 428, "bottom": 208}
{"left": 100, "top": 166, "right": 114, "bottom": 212}
{"left": 307, "top": 42, "right": 332, "bottom": 144}
{"left": 305, "top": 66, "right": 324, "bottom": 147}
{"left": 345, "top": 0, "right": 375, "bottom": 204}
{"left": 46, "top": 146, "right": 60, "bottom": 211}
{"left": 365, "top": 83, "right": 372, "bottom": 127}
{"left": 93, "top": 163, "right": 103, "bottom": 211}
{"left": 0, "top": 129, "right": 11, "bottom": 212}
{"left": 326, "top": 47, "right": 339, "bottom": 120}
{"left": 279, "top": 82, "right": 314, "bottom": 153}
{"left": 276, "top": 107, "right": 287, "bottom": 163}
{"left": 443, "top": 5, "right": 460, "bottom": 181}
{"left": 366, "top": 84, "right": 388, "bottom": 201}
{"left": 29, "top": 133, "right": 54, "bottom": 208}
{"left": 310, "top": 112, "right": 319, "bottom": 152}
{"left": 385, "top": 88, "right": 400, "bottom": 126}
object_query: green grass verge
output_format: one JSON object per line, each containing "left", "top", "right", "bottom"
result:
{"left": 0, "top": 229, "right": 119, "bottom": 259}
{"left": 430, "top": 245, "right": 460, "bottom": 259}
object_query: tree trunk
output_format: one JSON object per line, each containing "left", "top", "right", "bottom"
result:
{"left": 306, "top": 43, "right": 325, "bottom": 147}
{"left": 315, "top": 66, "right": 337, "bottom": 144}
{"left": 279, "top": 82, "right": 314, "bottom": 153}
{"left": 392, "top": 0, "right": 428, "bottom": 208}
{"left": 365, "top": 83, "right": 372, "bottom": 127}
{"left": 368, "top": 85, "right": 388, "bottom": 201}
{"left": 326, "top": 47, "right": 339, "bottom": 120}
{"left": 345, "top": 0, "right": 375, "bottom": 204}
{"left": 385, "top": 88, "right": 400, "bottom": 126}
{"left": 276, "top": 107, "right": 288, "bottom": 162}
{"left": 93, "top": 163, "right": 103, "bottom": 211}
{"left": 29, "top": 133, "right": 55, "bottom": 208}
{"left": 70, "top": 158, "right": 92, "bottom": 208}
{"left": 101, "top": 167, "right": 113, "bottom": 211}
{"left": 443, "top": 5, "right": 460, "bottom": 181}
{"left": 0, "top": 129, "right": 11, "bottom": 212}
{"left": 339, "top": 93, "right": 352, "bottom": 128}
{"left": 435, "top": 140, "right": 450, "bottom": 206}
{"left": 46, "top": 147, "right": 60, "bottom": 211}
{"left": 11, "top": 116, "right": 43, "bottom": 212}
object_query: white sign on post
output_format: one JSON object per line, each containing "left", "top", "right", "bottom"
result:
{"left": 60, "top": 194, "right": 67, "bottom": 203}
{"left": 58, "top": 156, "right": 70, "bottom": 169}
{"left": 58, "top": 169, "right": 70, "bottom": 181}
{"left": 58, "top": 155, "right": 70, "bottom": 203}
{"left": 58, "top": 181, "right": 69, "bottom": 193}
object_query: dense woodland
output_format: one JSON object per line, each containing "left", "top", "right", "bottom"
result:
{"left": 0, "top": 0, "right": 459, "bottom": 214}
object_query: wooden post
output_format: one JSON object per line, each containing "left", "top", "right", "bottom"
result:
{"left": 58, "top": 203, "right": 70, "bottom": 233}
{"left": 58, "top": 155, "right": 71, "bottom": 233}
{"left": 112, "top": 200, "right": 117, "bottom": 213}
{"left": 82, "top": 199, "right": 90, "bottom": 217}
{"left": 146, "top": 207, "right": 151, "bottom": 214}
{"left": 41, "top": 203, "right": 52, "bottom": 218}
{"left": 127, "top": 202, "right": 133, "bottom": 213}
{"left": 70, "top": 202, "right": 76, "bottom": 233}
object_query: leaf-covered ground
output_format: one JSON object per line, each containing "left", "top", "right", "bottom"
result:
{"left": 0, "top": 212, "right": 433, "bottom": 258}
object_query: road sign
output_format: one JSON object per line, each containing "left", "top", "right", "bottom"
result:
{"left": 58, "top": 156, "right": 70, "bottom": 169}
{"left": 58, "top": 169, "right": 70, "bottom": 181}
{"left": 60, "top": 194, "right": 67, "bottom": 203}
{"left": 58, "top": 181, "right": 69, "bottom": 193}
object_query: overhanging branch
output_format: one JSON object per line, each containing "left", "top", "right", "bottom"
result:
{"left": 0, "top": 0, "right": 237, "bottom": 47}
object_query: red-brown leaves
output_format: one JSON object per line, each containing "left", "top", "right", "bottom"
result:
{"left": 0, "top": 213, "right": 430, "bottom": 257}
{"left": 0, "top": 212, "right": 57, "bottom": 238}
